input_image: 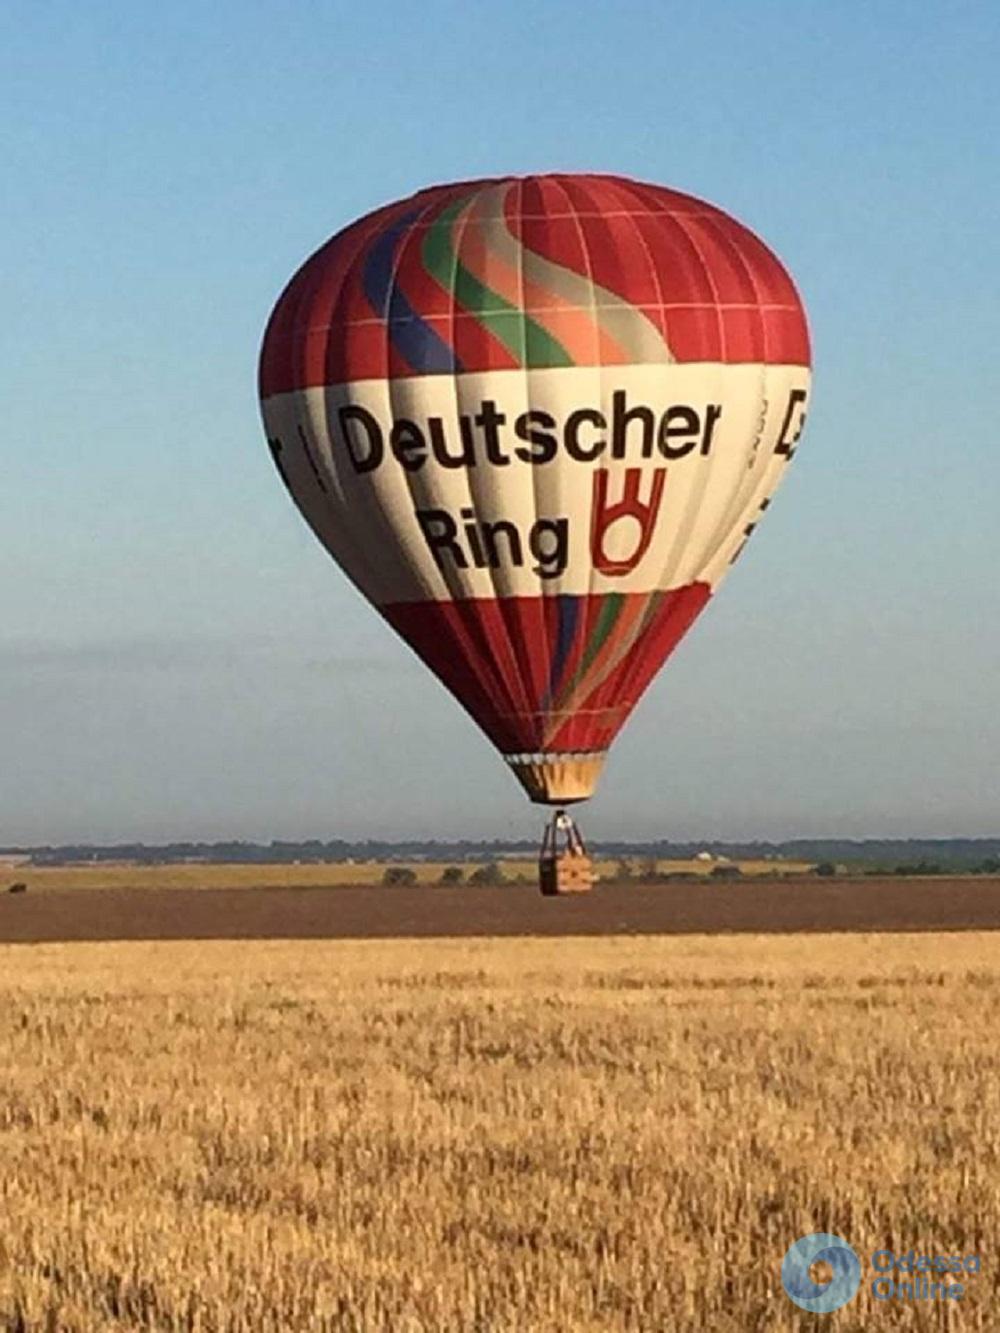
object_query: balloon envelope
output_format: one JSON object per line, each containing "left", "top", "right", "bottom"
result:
{"left": 259, "top": 174, "right": 811, "bottom": 803}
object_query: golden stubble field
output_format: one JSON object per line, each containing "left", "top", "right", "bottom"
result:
{"left": 0, "top": 933, "right": 997, "bottom": 1331}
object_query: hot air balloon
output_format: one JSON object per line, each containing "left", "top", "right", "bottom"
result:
{"left": 259, "top": 174, "right": 811, "bottom": 890}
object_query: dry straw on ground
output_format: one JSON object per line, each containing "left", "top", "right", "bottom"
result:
{"left": 0, "top": 933, "right": 997, "bottom": 1330}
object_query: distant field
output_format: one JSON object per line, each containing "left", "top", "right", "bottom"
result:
{"left": 0, "top": 933, "right": 997, "bottom": 1330}
{"left": 3, "top": 857, "right": 816, "bottom": 893}
{"left": 1, "top": 876, "right": 999, "bottom": 944}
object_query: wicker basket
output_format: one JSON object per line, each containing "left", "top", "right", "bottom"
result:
{"left": 539, "top": 812, "right": 595, "bottom": 895}
{"left": 539, "top": 851, "right": 595, "bottom": 896}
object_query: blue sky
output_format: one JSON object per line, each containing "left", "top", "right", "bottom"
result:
{"left": 3, "top": 1, "right": 997, "bottom": 843}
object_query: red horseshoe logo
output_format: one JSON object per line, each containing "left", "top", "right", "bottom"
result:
{"left": 590, "top": 467, "right": 667, "bottom": 577}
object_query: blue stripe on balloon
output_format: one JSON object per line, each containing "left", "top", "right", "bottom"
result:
{"left": 362, "top": 210, "right": 462, "bottom": 374}
{"left": 546, "top": 595, "right": 580, "bottom": 702}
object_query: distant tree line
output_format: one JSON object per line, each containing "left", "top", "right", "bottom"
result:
{"left": 383, "top": 862, "right": 509, "bottom": 888}
{"left": 863, "top": 857, "right": 1000, "bottom": 877}
{"left": 8, "top": 838, "right": 1000, "bottom": 871}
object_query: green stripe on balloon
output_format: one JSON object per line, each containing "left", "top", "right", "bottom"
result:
{"left": 553, "top": 593, "right": 626, "bottom": 711}
{"left": 554, "top": 589, "right": 669, "bottom": 722}
{"left": 421, "top": 199, "right": 574, "bottom": 368}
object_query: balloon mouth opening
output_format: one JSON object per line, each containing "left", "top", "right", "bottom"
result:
{"left": 504, "top": 752, "right": 606, "bottom": 805}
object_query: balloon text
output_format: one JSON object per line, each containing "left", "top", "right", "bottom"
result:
{"left": 336, "top": 392, "right": 723, "bottom": 476}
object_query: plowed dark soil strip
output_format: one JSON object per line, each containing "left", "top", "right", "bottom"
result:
{"left": 0, "top": 877, "right": 998, "bottom": 942}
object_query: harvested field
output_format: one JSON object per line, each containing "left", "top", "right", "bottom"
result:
{"left": 0, "top": 933, "right": 998, "bottom": 1330}
{"left": 0, "top": 876, "right": 997, "bottom": 944}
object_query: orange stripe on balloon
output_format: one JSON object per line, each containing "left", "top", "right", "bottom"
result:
{"left": 543, "top": 594, "right": 650, "bottom": 744}
{"left": 454, "top": 209, "right": 631, "bottom": 366}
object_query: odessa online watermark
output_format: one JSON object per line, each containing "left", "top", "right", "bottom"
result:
{"left": 781, "top": 1233, "right": 982, "bottom": 1313}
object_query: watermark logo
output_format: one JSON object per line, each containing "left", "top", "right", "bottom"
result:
{"left": 781, "top": 1235, "right": 982, "bottom": 1312}
{"left": 781, "top": 1233, "right": 862, "bottom": 1313}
